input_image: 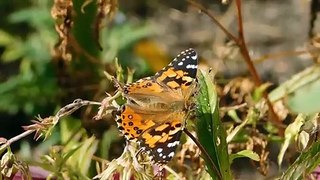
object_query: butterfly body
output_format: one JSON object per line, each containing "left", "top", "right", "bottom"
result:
{"left": 115, "top": 48, "right": 198, "bottom": 164}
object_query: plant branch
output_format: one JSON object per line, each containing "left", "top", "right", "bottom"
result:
{"left": 188, "top": 0, "right": 283, "bottom": 129}
{"left": 2, "top": 130, "right": 35, "bottom": 149}
{"left": 187, "top": 0, "right": 238, "bottom": 42}
{"left": 253, "top": 49, "right": 310, "bottom": 63}
{"left": 183, "top": 128, "right": 222, "bottom": 180}
{"left": 234, "top": 0, "right": 282, "bottom": 128}
{"left": 235, "top": 0, "right": 260, "bottom": 85}
{"left": 1, "top": 99, "right": 103, "bottom": 151}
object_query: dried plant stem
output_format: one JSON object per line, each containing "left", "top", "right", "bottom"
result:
{"left": 183, "top": 128, "right": 222, "bottom": 180}
{"left": 3, "top": 130, "right": 35, "bottom": 148}
{"left": 187, "top": 0, "right": 238, "bottom": 42}
{"left": 234, "top": 0, "right": 282, "bottom": 128}
{"left": 188, "top": 0, "right": 283, "bottom": 129}
{"left": 1, "top": 99, "right": 102, "bottom": 150}
{"left": 253, "top": 49, "right": 309, "bottom": 63}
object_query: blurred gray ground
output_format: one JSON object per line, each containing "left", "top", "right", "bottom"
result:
{"left": 149, "top": 0, "right": 317, "bottom": 84}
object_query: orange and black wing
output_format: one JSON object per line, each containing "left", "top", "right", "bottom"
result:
{"left": 115, "top": 104, "right": 156, "bottom": 140}
{"left": 138, "top": 120, "right": 183, "bottom": 164}
{"left": 155, "top": 48, "right": 198, "bottom": 91}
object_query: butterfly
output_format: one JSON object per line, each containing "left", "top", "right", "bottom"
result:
{"left": 115, "top": 48, "right": 198, "bottom": 165}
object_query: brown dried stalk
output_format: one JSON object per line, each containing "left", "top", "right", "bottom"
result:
{"left": 51, "top": 0, "right": 74, "bottom": 61}
{"left": 94, "top": 0, "right": 119, "bottom": 51}
{"left": 187, "top": 0, "right": 283, "bottom": 129}
{"left": 1, "top": 99, "right": 101, "bottom": 150}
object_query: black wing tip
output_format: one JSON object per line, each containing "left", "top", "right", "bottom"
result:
{"left": 179, "top": 48, "right": 197, "bottom": 54}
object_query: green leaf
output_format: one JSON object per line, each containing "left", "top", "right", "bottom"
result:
{"left": 252, "top": 82, "right": 272, "bottom": 102}
{"left": 226, "top": 109, "right": 250, "bottom": 143}
{"left": 71, "top": 136, "right": 98, "bottom": 174}
{"left": 0, "top": 30, "right": 14, "bottom": 46}
{"left": 287, "top": 77, "right": 320, "bottom": 114}
{"left": 230, "top": 150, "right": 260, "bottom": 163}
{"left": 278, "top": 114, "right": 305, "bottom": 166}
{"left": 269, "top": 65, "right": 320, "bottom": 114}
{"left": 196, "top": 70, "right": 232, "bottom": 180}
{"left": 100, "top": 126, "right": 121, "bottom": 159}
{"left": 280, "top": 139, "right": 320, "bottom": 179}
{"left": 60, "top": 117, "right": 82, "bottom": 144}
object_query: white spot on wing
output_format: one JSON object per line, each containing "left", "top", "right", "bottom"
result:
{"left": 167, "top": 141, "right": 180, "bottom": 148}
{"left": 178, "top": 62, "right": 183, "bottom": 66}
{"left": 186, "top": 64, "right": 197, "bottom": 69}
{"left": 192, "top": 55, "right": 197, "bottom": 60}
{"left": 168, "top": 152, "right": 175, "bottom": 158}
{"left": 157, "top": 148, "right": 163, "bottom": 153}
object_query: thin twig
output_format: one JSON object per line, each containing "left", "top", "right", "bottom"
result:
{"left": 253, "top": 49, "right": 310, "bottom": 63}
{"left": 234, "top": 0, "right": 282, "bottom": 129}
{"left": 2, "top": 99, "right": 102, "bottom": 151}
{"left": 183, "top": 128, "right": 222, "bottom": 180}
{"left": 3, "top": 130, "right": 35, "bottom": 148}
{"left": 188, "top": 0, "right": 283, "bottom": 130}
{"left": 187, "top": 0, "right": 238, "bottom": 42}
{"left": 220, "top": 103, "right": 247, "bottom": 112}
{"left": 234, "top": 0, "right": 260, "bottom": 85}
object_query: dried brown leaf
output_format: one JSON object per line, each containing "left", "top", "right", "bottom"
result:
{"left": 51, "top": 0, "right": 74, "bottom": 61}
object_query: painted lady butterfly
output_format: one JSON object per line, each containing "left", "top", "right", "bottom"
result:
{"left": 115, "top": 48, "right": 198, "bottom": 165}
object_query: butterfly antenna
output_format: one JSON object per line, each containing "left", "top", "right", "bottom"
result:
{"left": 104, "top": 71, "right": 124, "bottom": 91}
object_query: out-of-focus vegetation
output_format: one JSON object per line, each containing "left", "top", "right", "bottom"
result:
{"left": 0, "top": 0, "right": 320, "bottom": 179}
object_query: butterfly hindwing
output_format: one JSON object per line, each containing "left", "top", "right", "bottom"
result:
{"left": 138, "top": 120, "right": 183, "bottom": 164}
{"left": 116, "top": 104, "right": 156, "bottom": 140}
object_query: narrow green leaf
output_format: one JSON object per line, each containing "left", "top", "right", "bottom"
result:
{"left": 60, "top": 117, "right": 82, "bottom": 144}
{"left": 196, "top": 70, "right": 232, "bottom": 180}
{"left": 280, "top": 139, "right": 320, "bottom": 179}
{"left": 100, "top": 126, "right": 121, "bottom": 159}
{"left": 278, "top": 114, "right": 305, "bottom": 166}
{"left": 226, "top": 108, "right": 257, "bottom": 143}
{"left": 230, "top": 150, "right": 260, "bottom": 163}
{"left": 74, "top": 136, "right": 98, "bottom": 173}
{"left": 252, "top": 82, "right": 272, "bottom": 102}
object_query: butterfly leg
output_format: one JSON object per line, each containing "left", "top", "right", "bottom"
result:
{"left": 94, "top": 91, "right": 121, "bottom": 120}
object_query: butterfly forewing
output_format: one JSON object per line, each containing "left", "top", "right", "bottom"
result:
{"left": 155, "top": 48, "right": 198, "bottom": 91}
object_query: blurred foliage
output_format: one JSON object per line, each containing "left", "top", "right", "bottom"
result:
{"left": 0, "top": 0, "right": 57, "bottom": 114}
{"left": 269, "top": 66, "right": 320, "bottom": 114}
{"left": 281, "top": 139, "right": 320, "bottom": 179}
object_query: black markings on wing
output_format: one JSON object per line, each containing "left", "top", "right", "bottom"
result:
{"left": 155, "top": 48, "right": 198, "bottom": 80}
{"left": 138, "top": 123, "right": 183, "bottom": 165}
